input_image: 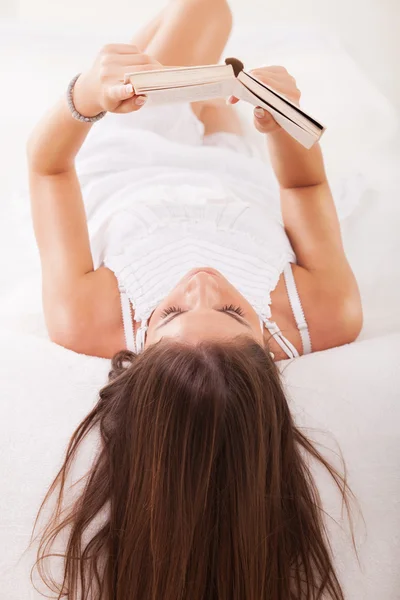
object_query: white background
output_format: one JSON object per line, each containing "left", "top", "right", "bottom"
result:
{"left": 1, "top": 2, "right": 400, "bottom": 598}
{"left": 2, "top": 0, "right": 400, "bottom": 113}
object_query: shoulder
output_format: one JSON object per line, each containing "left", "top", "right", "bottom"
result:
{"left": 46, "top": 267, "right": 126, "bottom": 358}
{"left": 269, "top": 263, "right": 363, "bottom": 356}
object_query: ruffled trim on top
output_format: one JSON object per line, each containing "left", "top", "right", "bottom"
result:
{"left": 104, "top": 219, "right": 296, "bottom": 324}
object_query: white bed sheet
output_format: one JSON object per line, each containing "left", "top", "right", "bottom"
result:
{"left": 0, "top": 19, "right": 399, "bottom": 599}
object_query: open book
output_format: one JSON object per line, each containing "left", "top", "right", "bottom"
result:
{"left": 124, "top": 58, "right": 326, "bottom": 149}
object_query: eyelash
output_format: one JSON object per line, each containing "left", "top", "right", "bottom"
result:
{"left": 160, "top": 304, "right": 245, "bottom": 319}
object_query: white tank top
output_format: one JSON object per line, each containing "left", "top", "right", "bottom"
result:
{"left": 75, "top": 103, "right": 315, "bottom": 358}
{"left": 102, "top": 184, "right": 309, "bottom": 358}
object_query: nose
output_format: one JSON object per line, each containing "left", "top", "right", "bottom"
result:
{"left": 184, "top": 272, "right": 220, "bottom": 308}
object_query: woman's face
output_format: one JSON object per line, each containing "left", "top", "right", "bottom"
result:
{"left": 145, "top": 267, "right": 265, "bottom": 347}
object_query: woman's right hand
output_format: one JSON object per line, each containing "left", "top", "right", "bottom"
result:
{"left": 72, "top": 43, "right": 161, "bottom": 117}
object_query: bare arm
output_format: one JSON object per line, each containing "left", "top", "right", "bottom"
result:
{"left": 248, "top": 67, "right": 363, "bottom": 347}
{"left": 27, "top": 44, "right": 159, "bottom": 355}
{"left": 27, "top": 95, "right": 125, "bottom": 356}
{"left": 266, "top": 129, "right": 344, "bottom": 271}
{"left": 27, "top": 97, "right": 94, "bottom": 274}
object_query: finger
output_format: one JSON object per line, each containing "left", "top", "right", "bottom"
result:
{"left": 125, "top": 62, "right": 163, "bottom": 71}
{"left": 101, "top": 43, "right": 141, "bottom": 55}
{"left": 248, "top": 73, "right": 285, "bottom": 91}
{"left": 254, "top": 107, "right": 270, "bottom": 122}
{"left": 251, "top": 70, "right": 299, "bottom": 95}
{"left": 251, "top": 66, "right": 289, "bottom": 75}
{"left": 107, "top": 83, "right": 136, "bottom": 102}
{"left": 226, "top": 95, "right": 240, "bottom": 105}
{"left": 122, "top": 63, "right": 163, "bottom": 84}
{"left": 257, "top": 80, "right": 300, "bottom": 104}
{"left": 253, "top": 107, "right": 279, "bottom": 133}
{"left": 102, "top": 53, "right": 160, "bottom": 66}
{"left": 250, "top": 70, "right": 293, "bottom": 84}
{"left": 250, "top": 73, "right": 286, "bottom": 88}
{"left": 249, "top": 74, "right": 299, "bottom": 102}
{"left": 115, "top": 94, "right": 148, "bottom": 114}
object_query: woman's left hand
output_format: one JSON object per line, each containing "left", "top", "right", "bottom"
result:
{"left": 227, "top": 66, "right": 302, "bottom": 134}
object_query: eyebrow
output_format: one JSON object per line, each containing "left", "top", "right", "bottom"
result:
{"left": 154, "top": 309, "right": 252, "bottom": 332}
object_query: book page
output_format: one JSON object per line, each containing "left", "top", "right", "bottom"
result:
{"left": 239, "top": 71, "right": 324, "bottom": 135}
{"left": 125, "top": 63, "right": 233, "bottom": 88}
{"left": 233, "top": 80, "right": 317, "bottom": 149}
{"left": 142, "top": 79, "right": 235, "bottom": 106}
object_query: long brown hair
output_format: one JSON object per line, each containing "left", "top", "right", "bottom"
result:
{"left": 29, "top": 334, "right": 356, "bottom": 599}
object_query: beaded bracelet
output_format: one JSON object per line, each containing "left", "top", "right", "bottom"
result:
{"left": 66, "top": 73, "right": 107, "bottom": 123}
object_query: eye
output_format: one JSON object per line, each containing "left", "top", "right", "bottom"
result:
{"left": 160, "top": 305, "right": 183, "bottom": 318}
{"left": 221, "top": 303, "right": 245, "bottom": 317}
{"left": 160, "top": 304, "right": 245, "bottom": 319}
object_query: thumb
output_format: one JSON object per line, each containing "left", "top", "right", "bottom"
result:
{"left": 115, "top": 94, "right": 148, "bottom": 114}
{"left": 107, "top": 83, "right": 136, "bottom": 103}
{"left": 253, "top": 106, "right": 279, "bottom": 133}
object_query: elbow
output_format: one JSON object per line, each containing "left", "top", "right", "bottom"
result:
{"left": 312, "top": 281, "right": 363, "bottom": 351}
{"left": 26, "top": 137, "right": 36, "bottom": 169}
{"left": 26, "top": 132, "right": 72, "bottom": 176}
{"left": 49, "top": 325, "right": 94, "bottom": 356}
{"left": 49, "top": 327, "right": 77, "bottom": 353}
{"left": 46, "top": 306, "right": 104, "bottom": 357}
{"left": 26, "top": 135, "right": 45, "bottom": 174}
{"left": 26, "top": 124, "right": 41, "bottom": 166}
{"left": 46, "top": 306, "right": 83, "bottom": 354}
{"left": 48, "top": 324, "right": 79, "bottom": 354}
{"left": 336, "top": 290, "right": 364, "bottom": 345}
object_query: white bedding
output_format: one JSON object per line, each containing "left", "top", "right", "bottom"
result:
{"left": 0, "top": 19, "right": 400, "bottom": 599}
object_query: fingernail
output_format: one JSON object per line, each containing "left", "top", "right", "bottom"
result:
{"left": 254, "top": 107, "right": 265, "bottom": 119}
{"left": 135, "top": 95, "right": 147, "bottom": 106}
{"left": 125, "top": 83, "right": 134, "bottom": 94}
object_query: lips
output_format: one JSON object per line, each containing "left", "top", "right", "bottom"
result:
{"left": 185, "top": 268, "right": 219, "bottom": 280}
